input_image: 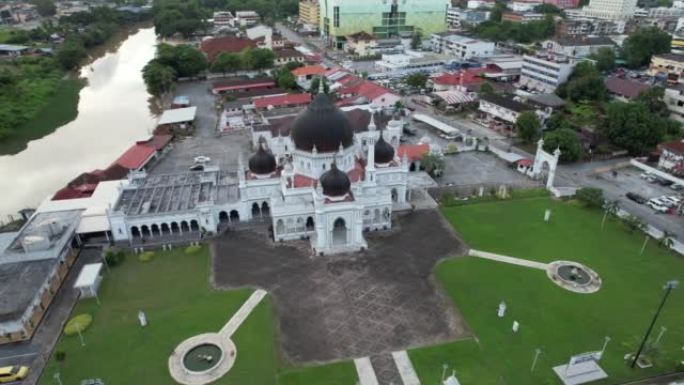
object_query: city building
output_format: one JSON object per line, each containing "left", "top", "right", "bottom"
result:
{"left": 213, "top": 11, "right": 234, "bottom": 30}
{"left": 108, "top": 93, "right": 411, "bottom": 255}
{"left": 299, "top": 0, "right": 320, "bottom": 27}
{"left": 320, "top": 0, "right": 450, "bottom": 48}
{"left": 336, "top": 78, "right": 401, "bottom": 108}
{"left": 519, "top": 52, "right": 577, "bottom": 92}
{"left": 346, "top": 31, "right": 377, "bottom": 58}
{"left": 542, "top": 36, "right": 615, "bottom": 58}
{"left": 467, "top": 0, "right": 496, "bottom": 9}
{"left": 446, "top": 7, "right": 490, "bottom": 30}
{"left": 511, "top": 1, "right": 544, "bottom": 12}
{"left": 657, "top": 139, "right": 684, "bottom": 173}
{"left": 200, "top": 37, "right": 257, "bottom": 62}
{"left": 604, "top": 76, "right": 650, "bottom": 101}
{"left": 542, "top": 0, "right": 581, "bottom": 9}
{"left": 649, "top": 53, "right": 684, "bottom": 84}
{"left": 292, "top": 65, "right": 328, "bottom": 89}
{"left": 211, "top": 77, "right": 277, "bottom": 95}
{"left": 501, "top": 12, "right": 546, "bottom": 23}
{"left": 274, "top": 48, "right": 307, "bottom": 66}
{"left": 478, "top": 93, "right": 535, "bottom": 124}
{"left": 664, "top": 84, "right": 684, "bottom": 122}
{"left": 235, "top": 11, "right": 260, "bottom": 27}
{"left": 556, "top": 18, "right": 623, "bottom": 35}
{"left": 374, "top": 51, "right": 448, "bottom": 76}
{"left": 578, "top": 0, "right": 638, "bottom": 20}
{"left": 431, "top": 33, "right": 495, "bottom": 60}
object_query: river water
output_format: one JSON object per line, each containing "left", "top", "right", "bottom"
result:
{"left": 0, "top": 27, "right": 158, "bottom": 219}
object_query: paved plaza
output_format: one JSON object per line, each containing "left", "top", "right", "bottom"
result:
{"left": 212, "top": 209, "right": 470, "bottom": 364}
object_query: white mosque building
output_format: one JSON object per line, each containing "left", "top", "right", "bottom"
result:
{"left": 108, "top": 91, "right": 411, "bottom": 255}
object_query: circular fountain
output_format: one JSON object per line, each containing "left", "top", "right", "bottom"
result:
{"left": 546, "top": 261, "right": 602, "bottom": 293}
{"left": 169, "top": 333, "right": 236, "bottom": 385}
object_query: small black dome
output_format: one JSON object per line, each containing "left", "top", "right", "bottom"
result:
{"left": 319, "top": 162, "right": 351, "bottom": 197}
{"left": 248, "top": 144, "right": 276, "bottom": 175}
{"left": 291, "top": 93, "right": 354, "bottom": 152}
{"left": 374, "top": 134, "right": 394, "bottom": 164}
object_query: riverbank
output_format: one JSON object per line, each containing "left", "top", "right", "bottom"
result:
{"left": 0, "top": 77, "right": 83, "bottom": 155}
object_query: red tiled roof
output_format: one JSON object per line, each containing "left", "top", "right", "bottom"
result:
{"left": 397, "top": 143, "right": 430, "bottom": 162}
{"left": 604, "top": 77, "right": 650, "bottom": 99}
{"left": 254, "top": 93, "right": 312, "bottom": 109}
{"left": 516, "top": 158, "right": 534, "bottom": 167}
{"left": 432, "top": 67, "right": 498, "bottom": 87}
{"left": 292, "top": 64, "right": 327, "bottom": 77}
{"left": 138, "top": 134, "right": 173, "bottom": 151}
{"left": 200, "top": 37, "right": 257, "bottom": 61}
{"left": 212, "top": 78, "right": 276, "bottom": 93}
{"left": 53, "top": 186, "right": 91, "bottom": 200}
{"left": 660, "top": 140, "right": 684, "bottom": 155}
{"left": 115, "top": 144, "right": 156, "bottom": 170}
{"left": 337, "top": 80, "right": 395, "bottom": 101}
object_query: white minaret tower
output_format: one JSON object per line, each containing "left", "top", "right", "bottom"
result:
{"left": 238, "top": 152, "right": 246, "bottom": 188}
{"left": 366, "top": 113, "right": 377, "bottom": 184}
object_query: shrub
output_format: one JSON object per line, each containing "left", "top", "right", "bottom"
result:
{"left": 64, "top": 314, "right": 92, "bottom": 336}
{"left": 103, "top": 248, "right": 126, "bottom": 267}
{"left": 185, "top": 245, "right": 202, "bottom": 254}
{"left": 575, "top": 187, "right": 604, "bottom": 209}
{"left": 55, "top": 350, "right": 66, "bottom": 363}
{"left": 138, "top": 251, "right": 155, "bottom": 262}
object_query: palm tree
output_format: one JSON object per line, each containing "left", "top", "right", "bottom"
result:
{"left": 601, "top": 199, "right": 620, "bottom": 229}
{"left": 622, "top": 214, "right": 646, "bottom": 234}
{"left": 657, "top": 230, "right": 676, "bottom": 249}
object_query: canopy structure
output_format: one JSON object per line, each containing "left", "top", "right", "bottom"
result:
{"left": 432, "top": 90, "right": 475, "bottom": 106}
{"left": 158, "top": 107, "right": 197, "bottom": 125}
{"left": 412, "top": 113, "right": 460, "bottom": 135}
{"left": 74, "top": 263, "right": 104, "bottom": 300}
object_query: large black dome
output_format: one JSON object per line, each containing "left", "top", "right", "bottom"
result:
{"left": 248, "top": 143, "right": 276, "bottom": 175}
{"left": 319, "top": 162, "right": 351, "bottom": 197}
{"left": 374, "top": 134, "right": 394, "bottom": 164}
{"left": 290, "top": 93, "right": 354, "bottom": 152}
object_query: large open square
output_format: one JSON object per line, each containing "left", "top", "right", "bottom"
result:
{"left": 212, "top": 209, "right": 470, "bottom": 364}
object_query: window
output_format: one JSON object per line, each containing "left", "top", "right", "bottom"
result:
{"left": 333, "top": 6, "right": 339, "bottom": 27}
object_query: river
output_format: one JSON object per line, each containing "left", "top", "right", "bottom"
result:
{"left": 0, "top": 27, "right": 158, "bottom": 219}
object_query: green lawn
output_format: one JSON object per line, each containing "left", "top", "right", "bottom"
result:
{"left": 410, "top": 198, "right": 684, "bottom": 385}
{"left": 0, "top": 77, "right": 83, "bottom": 155}
{"left": 40, "top": 247, "right": 356, "bottom": 385}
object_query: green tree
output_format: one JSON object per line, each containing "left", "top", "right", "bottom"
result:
{"left": 590, "top": 47, "right": 616, "bottom": 72}
{"left": 543, "top": 128, "right": 581, "bottom": 162}
{"left": 516, "top": 111, "right": 541, "bottom": 143}
{"left": 32, "top": 0, "right": 56, "bottom": 17}
{"left": 534, "top": 3, "right": 563, "bottom": 14}
{"left": 657, "top": 230, "right": 676, "bottom": 249}
{"left": 210, "top": 52, "right": 242, "bottom": 74}
{"left": 421, "top": 152, "right": 445, "bottom": 177}
{"left": 479, "top": 82, "right": 494, "bottom": 94}
{"left": 406, "top": 72, "right": 428, "bottom": 89}
{"left": 243, "top": 48, "right": 275, "bottom": 70}
{"left": 142, "top": 61, "right": 176, "bottom": 96}
{"left": 309, "top": 77, "right": 329, "bottom": 94}
{"left": 557, "top": 61, "right": 606, "bottom": 102}
{"left": 576, "top": 187, "right": 604, "bottom": 209}
{"left": 157, "top": 44, "right": 207, "bottom": 77}
{"left": 410, "top": 31, "right": 423, "bottom": 50}
{"left": 489, "top": 1, "right": 507, "bottom": 22}
{"left": 277, "top": 71, "right": 296, "bottom": 89}
{"left": 622, "top": 27, "right": 671, "bottom": 68}
{"left": 603, "top": 101, "right": 665, "bottom": 155}
{"left": 56, "top": 40, "right": 87, "bottom": 70}
{"left": 634, "top": 86, "right": 668, "bottom": 116}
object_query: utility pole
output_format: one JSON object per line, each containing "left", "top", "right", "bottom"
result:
{"left": 631, "top": 280, "right": 678, "bottom": 368}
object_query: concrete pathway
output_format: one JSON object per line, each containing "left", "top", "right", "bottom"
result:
{"left": 219, "top": 289, "right": 267, "bottom": 338}
{"left": 468, "top": 249, "right": 549, "bottom": 270}
{"left": 370, "top": 353, "right": 403, "bottom": 385}
{"left": 355, "top": 357, "right": 380, "bottom": 385}
{"left": 392, "top": 351, "right": 421, "bottom": 385}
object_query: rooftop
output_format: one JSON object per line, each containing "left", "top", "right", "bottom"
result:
{"left": 158, "top": 106, "right": 197, "bottom": 125}
{"left": 200, "top": 37, "right": 257, "bottom": 61}
{"left": 253, "top": 93, "right": 312, "bottom": 109}
{"left": 604, "top": 77, "right": 650, "bottom": 99}
{"left": 653, "top": 52, "right": 684, "bottom": 62}
{"left": 553, "top": 36, "right": 615, "bottom": 47}
{"left": 480, "top": 93, "right": 533, "bottom": 113}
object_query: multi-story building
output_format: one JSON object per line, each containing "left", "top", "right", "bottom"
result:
{"left": 431, "top": 33, "right": 495, "bottom": 60}
{"left": 664, "top": 84, "right": 684, "bottom": 122}
{"left": 501, "top": 11, "right": 546, "bottom": 23}
{"left": 478, "top": 93, "right": 535, "bottom": 124}
{"left": 519, "top": 52, "right": 577, "bottom": 92}
{"left": 542, "top": 36, "right": 615, "bottom": 58}
{"left": 235, "top": 11, "right": 260, "bottom": 27}
{"left": 446, "top": 7, "right": 490, "bottom": 30}
{"left": 579, "top": 0, "right": 638, "bottom": 20}
{"left": 213, "top": 11, "right": 234, "bottom": 30}
{"left": 657, "top": 138, "right": 684, "bottom": 173}
{"left": 374, "top": 51, "right": 448, "bottom": 76}
{"left": 650, "top": 53, "right": 684, "bottom": 84}
{"left": 299, "top": 0, "right": 320, "bottom": 27}
{"left": 346, "top": 31, "right": 377, "bottom": 57}
{"left": 511, "top": 1, "right": 544, "bottom": 12}
{"left": 556, "top": 18, "right": 623, "bottom": 35}
{"left": 320, "top": 0, "right": 450, "bottom": 48}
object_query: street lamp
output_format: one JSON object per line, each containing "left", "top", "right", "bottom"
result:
{"left": 631, "top": 280, "right": 679, "bottom": 368}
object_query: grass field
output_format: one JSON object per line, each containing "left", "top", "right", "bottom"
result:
{"left": 39, "top": 247, "right": 355, "bottom": 385}
{"left": 409, "top": 198, "right": 684, "bottom": 385}
{"left": 0, "top": 77, "right": 82, "bottom": 155}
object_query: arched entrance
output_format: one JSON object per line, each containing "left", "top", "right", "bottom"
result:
{"left": 252, "top": 202, "right": 260, "bottom": 218}
{"left": 141, "top": 225, "right": 150, "bottom": 238}
{"left": 130, "top": 226, "right": 140, "bottom": 238}
{"left": 219, "top": 211, "right": 229, "bottom": 224}
{"left": 261, "top": 201, "right": 270, "bottom": 217}
{"left": 391, "top": 188, "right": 398, "bottom": 202}
{"left": 171, "top": 222, "right": 180, "bottom": 234}
{"left": 190, "top": 220, "right": 200, "bottom": 231}
{"left": 151, "top": 224, "right": 160, "bottom": 237}
{"left": 332, "top": 218, "right": 347, "bottom": 245}
{"left": 180, "top": 221, "right": 190, "bottom": 233}
{"left": 230, "top": 210, "right": 240, "bottom": 221}
{"left": 306, "top": 217, "right": 314, "bottom": 231}
{"left": 409, "top": 162, "right": 416, "bottom": 172}
{"left": 540, "top": 161, "right": 550, "bottom": 185}
{"left": 276, "top": 219, "right": 285, "bottom": 235}
{"left": 161, "top": 223, "right": 170, "bottom": 235}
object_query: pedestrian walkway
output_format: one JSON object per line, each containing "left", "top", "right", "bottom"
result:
{"left": 355, "top": 357, "right": 380, "bottom": 385}
{"left": 371, "top": 353, "right": 403, "bottom": 385}
{"left": 468, "top": 249, "right": 549, "bottom": 270}
{"left": 392, "top": 351, "right": 421, "bottom": 385}
{"left": 219, "top": 289, "right": 267, "bottom": 337}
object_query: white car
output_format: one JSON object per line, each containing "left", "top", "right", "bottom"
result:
{"left": 648, "top": 198, "right": 669, "bottom": 213}
{"left": 660, "top": 196, "right": 681, "bottom": 208}
{"left": 194, "top": 156, "right": 211, "bottom": 164}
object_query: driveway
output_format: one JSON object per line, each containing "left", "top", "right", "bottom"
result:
{"left": 211, "top": 210, "right": 470, "bottom": 364}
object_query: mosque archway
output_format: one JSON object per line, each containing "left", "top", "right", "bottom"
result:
{"left": 332, "top": 218, "right": 347, "bottom": 245}
{"left": 230, "top": 210, "right": 240, "bottom": 221}
{"left": 306, "top": 217, "right": 314, "bottom": 231}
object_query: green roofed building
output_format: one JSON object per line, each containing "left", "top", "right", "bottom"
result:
{"left": 320, "top": 0, "right": 449, "bottom": 48}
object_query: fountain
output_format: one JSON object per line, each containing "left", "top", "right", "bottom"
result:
{"left": 183, "top": 343, "right": 224, "bottom": 373}
{"left": 546, "top": 261, "right": 602, "bottom": 293}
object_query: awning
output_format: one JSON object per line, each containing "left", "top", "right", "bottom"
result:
{"left": 74, "top": 263, "right": 104, "bottom": 290}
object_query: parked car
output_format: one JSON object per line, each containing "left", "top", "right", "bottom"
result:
{"left": 194, "top": 156, "right": 211, "bottom": 164}
{"left": 0, "top": 366, "right": 29, "bottom": 383}
{"left": 670, "top": 183, "right": 684, "bottom": 191}
{"left": 189, "top": 164, "right": 204, "bottom": 171}
{"left": 657, "top": 178, "right": 674, "bottom": 187}
{"left": 648, "top": 198, "right": 669, "bottom": 213}
{"left": 626, "top": 192, "right": 647, "bottom": 204}
{"left": 660, "top": 196, "right": 681, "bottom": 208}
